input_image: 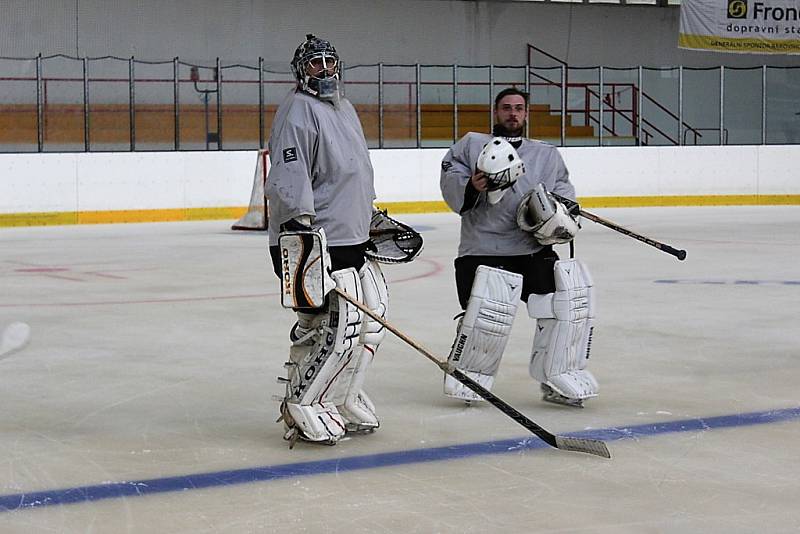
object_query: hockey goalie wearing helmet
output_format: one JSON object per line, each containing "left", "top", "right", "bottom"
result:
{"left": 264, "top": 34, "right": 396, "bottom": 447}
{"left": 439, "top": 87, "right": 599, "bottom": 408}
{"left": 291, "top": 33, "right": 341, "bottom": 102}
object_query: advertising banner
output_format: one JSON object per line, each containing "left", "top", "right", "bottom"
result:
{"left": 679, "top": 0, "right": 800, "bottom": 54}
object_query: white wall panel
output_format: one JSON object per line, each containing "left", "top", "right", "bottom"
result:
{"left": 0, "top": 154, "right": 78, "bottom": 213}
{"left": 78, "top": 153, "right": 186, "bottom": 210}
{"left": 756, "top": 146, "right": 800, "bottom": 194}
{"left": 1, "top": 146, "right": 799, "bottom": 218}
{"left": 371, "top": 149, "right": 447, "bottom": 202}
{"left": 181, "top": 151, "right": 256, "bottom": 207}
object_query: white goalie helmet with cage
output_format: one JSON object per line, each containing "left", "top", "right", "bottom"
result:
{"left": 477, "top": 137, "right": 526, "bottom": 204}
{"left": 291, "top": 33, "right": 340, "bottom": 101}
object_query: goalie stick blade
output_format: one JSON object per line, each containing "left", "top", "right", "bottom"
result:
{"left": 554, "top": 436, "right": 611, "bottom": 459}
{"left": 449, "top": 368, "right": 611, "bottom": 459}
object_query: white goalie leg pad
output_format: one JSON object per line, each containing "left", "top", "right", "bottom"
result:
{"left": 528, "top": 259, "right": 598, "bottom": 401}
{"left": 336, "top": 260, "right": 388, "bottom": 431}
{"left": 281, "top": 268, "right": 363, "bottom": 443}
{"left": 444, "top": 266, "right": 522, "bottom": 401}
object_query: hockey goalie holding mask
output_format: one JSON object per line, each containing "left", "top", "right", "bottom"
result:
{"left": 267, "top": 34, "right": 422, "bottom": 447}
{"left": 439, "top": 88, "right": 598, "bottom": 408}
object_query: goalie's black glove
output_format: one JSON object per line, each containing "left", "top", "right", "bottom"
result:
{"left": 560, "top": 197, "right": 581, "bottom": 219}
{"left": 549, "top": 192, "right": 581, "bottom": 219}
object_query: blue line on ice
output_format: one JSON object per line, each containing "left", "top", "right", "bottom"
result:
{"left": 1, "top": 406, "right": 798, "bottom": 512}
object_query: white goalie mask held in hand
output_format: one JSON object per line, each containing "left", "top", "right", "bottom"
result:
{"left": 477, "top": 137, "right": 526, "bottom": 204}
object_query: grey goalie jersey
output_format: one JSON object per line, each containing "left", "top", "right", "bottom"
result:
{"left": 266, "top": 90, "right": 376, "bottom": 247}
{"left": 440, "top": 132, "right": 576, "bottom": 257}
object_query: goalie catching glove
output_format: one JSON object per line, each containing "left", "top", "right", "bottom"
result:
{"left": 516, "top": 183, "right": 580, "bottom": 245}
{"left": 366, "top": 208, "right": 423, "bottom": 264}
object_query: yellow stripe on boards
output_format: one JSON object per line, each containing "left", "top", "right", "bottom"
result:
{"left": 1, "top": 196, "right": 799, "bottom": 227}
{"left": 576, "top": 195, "right": 800, "bottom": 208}
{"left": 0, "top": 207, "right": 248, "bottom": 227}
{"left": 374, "top": 201, "right": 450, "bottom": 214}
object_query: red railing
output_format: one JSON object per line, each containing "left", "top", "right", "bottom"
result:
{"left": 527, "top": 43, "right": 704, "bottom": 145}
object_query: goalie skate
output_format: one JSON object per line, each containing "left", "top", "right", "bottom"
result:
{"left": 540, "top": 384, "right": 584, "bottom": 408}
{"left": 277, "top": 401, "right": 338, "bottom": 449}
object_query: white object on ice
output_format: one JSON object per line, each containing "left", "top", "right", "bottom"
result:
{"left": 0, "top": 322, "right": 31, "bottom": 360}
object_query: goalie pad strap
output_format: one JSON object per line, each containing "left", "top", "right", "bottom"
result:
{"left": 278, "top": 228, "right": 335, "bottom": 309}
{"left": 444, "top": 265, "right": 522, "bottom": 400}
{"left": 528, "top": 259, "right": 598, "bottom": 400}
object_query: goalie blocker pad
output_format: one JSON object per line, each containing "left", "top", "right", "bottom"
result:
{"left": 444, "top": 266, "right": 522, "bottom": 401}
{"left": 366, "top": 208, "right": 424, "bottom": 264}
{"left": 279, "top": 228, "right": 336, "bottom": 309}
{"left": 527, "top": 259, "right": 598, "bottom": 401}
{"left": 516, "top": 184, "right": 579, "bottom": 245}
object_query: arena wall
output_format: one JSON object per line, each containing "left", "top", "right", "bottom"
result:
{"left": 2, "top": 0, "right": 798, "bottom": 68}
{"left": 1, "top": 146, "right": 798, "bottom": 227}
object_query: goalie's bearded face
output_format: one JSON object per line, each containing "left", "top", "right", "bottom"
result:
{"left": 494, "top": 94, "right": 527, "bottom": 137}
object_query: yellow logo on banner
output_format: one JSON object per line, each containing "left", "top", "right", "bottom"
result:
{"left": 728, "top": 0, "right": 748, "bottom": 18}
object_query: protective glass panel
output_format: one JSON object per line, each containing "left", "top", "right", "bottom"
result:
{"left": 41, "top": 55, "right": 85, "bottom": 152}
{"left": 0, "top": 58, "right": 38, "bottom": 152}
{"left": 529, "top": 66, "right": 564, "bottom": 145}
{"left": 641, "top": 67, "right": 680, "bottom": 146}
{"left": 766, "top": 67, "right": 800, "bottom": 145}
{"left": 420, "top": 66, "right": 457, "bottom": 148}
{"left": 456, "top": 66, "right": 490, "bottom": 138}
{"left": 597, "top": 67, "right": 637, "bottom": 146}
{"left": 723, "top": 67, "right": 763, "bottom": 145}
{"left": 565, "top": 67, "right": 599, "bottom": 147}
{"left": 381, "top": 65, "right": 418, "bottom": 148}
{"left": 177, "top": 61, "right": 212, "bottom": 150}
{"left": 132, "top": 60, "right": 175, "bottom": 151}
{"left": 344, "top": 64, "right": 379, "bottom": 148}
{"left": 87, "top": 57, "right": 131, "bottom": 151}
{"left": 219, "top": 61, "right": 261, "bottom": 151}
{"left": 683, "top": 68, "right": 722, "bottom": 145}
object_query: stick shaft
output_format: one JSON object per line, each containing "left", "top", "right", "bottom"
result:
{"left": 551, "top": 193, "right": 687, "bottom": 261}
{"left": 333, "top": 288, "right": 610, "bottom": 458}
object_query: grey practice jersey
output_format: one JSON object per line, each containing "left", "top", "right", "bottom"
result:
{"left": 266, "top": 90, "right": 376, "bottom": 247}
{"left": 440, "top": 132, "right": 576, "bottom": 257}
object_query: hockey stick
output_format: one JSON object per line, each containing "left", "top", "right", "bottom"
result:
{"left": 550, "top": 192, "right": 687, "bottom": 261}
{"left": 0, "top": 322, "right": 31, "bottom": 361}
{"left": 333, "top": 288, "right": 611, "bottom": 459}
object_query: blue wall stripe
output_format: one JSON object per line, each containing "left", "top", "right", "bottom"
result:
{"left": 1, "top": 406, "right": 798, "bottom": 513}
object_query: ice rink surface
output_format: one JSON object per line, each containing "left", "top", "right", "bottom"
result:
{"left": 1, "top": 206, "right": 799, "bottom": 533}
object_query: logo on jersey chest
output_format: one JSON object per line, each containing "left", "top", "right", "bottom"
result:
{"left": 283, "top": 147, "right": 298, "bottom": 163}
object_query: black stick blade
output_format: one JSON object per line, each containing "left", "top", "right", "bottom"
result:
{"left": 555, "top": 436, "right": 611, "bottom": 459}
{"left": 451, "top": 369, "right": 611, "bottom": 459}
